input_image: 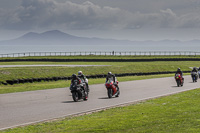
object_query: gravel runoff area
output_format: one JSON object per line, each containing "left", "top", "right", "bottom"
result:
{"left": 0, "top": 65, "right": 111, "bottom": 68}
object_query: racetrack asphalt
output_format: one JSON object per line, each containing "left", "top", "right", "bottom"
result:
{"left": 0, "top": 75, "right": 199, "bottom": 130}
{"left": 0, "top": 65, "right": 110, "bottom": 68}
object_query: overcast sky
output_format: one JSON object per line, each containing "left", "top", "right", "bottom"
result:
{"left": 0, "top": 0, "right": 200, "bottom": 41}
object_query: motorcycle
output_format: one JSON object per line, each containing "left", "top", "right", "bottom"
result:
{"left": 70, "top": 80, "right": 88, "bottom": 102}
{"left": 175, "top": 74, "right": 183, "bottom": 87}
{"left": 105, "top": 79, "right": 120, "bottom": 98}
{"left": 198, "top": 71, "right": 200, "bottom": 78}
{"left": 191, "top": 71, "right": 198, "bottom": 82}
{"left": 84, "top": 78, "right": 89, "bottom": 92}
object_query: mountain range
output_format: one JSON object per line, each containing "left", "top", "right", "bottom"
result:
{"left": 0, "top": 30, "right": 200, "bottom": 45}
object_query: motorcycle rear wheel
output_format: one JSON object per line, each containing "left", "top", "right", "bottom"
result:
{"left": 72, "top": 92, "right": 79, "bottom": 102}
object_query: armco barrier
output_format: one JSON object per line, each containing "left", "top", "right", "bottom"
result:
{"left": 2, "top": 71, "right": 191, "bottom": 85}
{"left": 1, "top": 51, "right": 200, "bottom": 58}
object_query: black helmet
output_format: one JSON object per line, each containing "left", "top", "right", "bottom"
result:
{"left": 72, "top": 74, "right": 77, "bottom": 79}
{"left": 177, "top": 68, "right": 181, "bottom": 71}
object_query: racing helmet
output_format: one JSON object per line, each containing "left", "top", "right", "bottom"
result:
{"left": 177, "top": 68, "right": 181, "bottom": 71}
{"left": 78, "top": 71, "right": 83, "bottom": 76}
{"left": 107, "top": 72, "right": 112, "bottom": 77}
{"left": 108, "top": 72, "right": 112, "bottom": 75}
{"left": 71, "top": 74, "right": 77, "bottom": 79}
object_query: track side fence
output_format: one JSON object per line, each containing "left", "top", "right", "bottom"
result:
{"left": 1, "top": 51, "right": 200, "bottom": 58}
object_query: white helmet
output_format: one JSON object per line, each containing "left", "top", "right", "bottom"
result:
{"left": 78, "top": 71, "right": 83, "bottom": 76}
{"left": 108, "top": 72, "right": 112, "bottom": 75}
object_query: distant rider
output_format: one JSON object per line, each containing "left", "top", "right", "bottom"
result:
{"left": 78, "top": 71, "right": 89, "bottom": 92}
{"left": 175, "top": 68, "right": 184, "bottom": 82}
{"left": 192, "top": 67, "right": 198, "bottom": 73}
{"left": 175, "top": 68, "right": 183, "bottom": 77}
{"left": 106, "top": 72, "right": 119, "bottom": 91}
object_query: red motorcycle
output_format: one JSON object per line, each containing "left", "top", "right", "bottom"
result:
{"left": 105, "top": 79, "right": 120, "bottom": 98}
{"left": 175, "top": 74, "right": 184, "bottom": 87}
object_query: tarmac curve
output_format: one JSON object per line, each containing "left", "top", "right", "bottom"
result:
{"left": 0, "top": 75, "right": 199, "bottom": 130}
{"left": 0, "top": 65, "right": 111, "bottom": 68}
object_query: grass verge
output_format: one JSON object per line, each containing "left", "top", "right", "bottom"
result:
{"left": 1, "top": 83, "right": 200, "bottom": 132}
{"left": 0, "top": 74, "right": 176, "bottom": 94}
{"left": 0, "top": 61, "right": 196, "bottom": 83}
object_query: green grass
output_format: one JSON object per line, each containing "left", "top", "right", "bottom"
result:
{"left": 0, "top": 74, "right": 176, "bottom": 94}
{"left": 2, "top": 85, "right": 200, "bottom": 132}
{"left": 0, "top": 61, "right": 197, "bottom": 83}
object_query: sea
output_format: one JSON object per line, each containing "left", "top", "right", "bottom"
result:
{"left": 1, "top": 43, "right": 200, "bottom": 55}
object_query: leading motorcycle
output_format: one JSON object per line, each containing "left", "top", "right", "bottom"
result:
{"left": 70, "top": 80, "right": 88, "bottom": 102}
{"left": 105, "top": 79, "right": 120, "bottom": 98}
{"left": 175, "top": 73, "right": 183, "bottom": 87}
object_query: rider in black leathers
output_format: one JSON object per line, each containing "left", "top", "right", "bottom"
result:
{"left": 78, "top": 71, "right": 89, "bottom": 92}
{"left": 191, "top": 67, "right": 198, "bottom": 82}
{"left": 192, "top": 67, "right": 198, "bottom": 73}
{"left": 71, "top": 74, "right": 87, "bottom": 99}
{"left": 106, "top": 72, "right": 119, "bottom": 91}
{"left": 71, "top": 74, "right": 82, "bottom": 87}
{"left": 175, "top": 68, "right": 183, "bottom": 77}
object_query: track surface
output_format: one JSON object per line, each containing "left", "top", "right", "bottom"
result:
{"left": 0, "top": 75, "right": 199, "bottom": 130}
{"left": 0, "top": 65, "right": 110, "bottom": 68}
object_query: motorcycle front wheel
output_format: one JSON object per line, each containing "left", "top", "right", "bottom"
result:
{"left": 72, "top": 92, "right": 79, "bottom": 102}
{"left": 181, "top": 81, "right": 183, "bottom": 86}
{"left": 108, "top": 89, "right": 113, "bottom": 98}
{"left": 177, "top": 80, "right": 180, "bottom": 87}
{"left": 192, "top": 76, "right": 195, "bottom": 82}
{"left": 115, "top": 86, "right": 120, "bottom": 97}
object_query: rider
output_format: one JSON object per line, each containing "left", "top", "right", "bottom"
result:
{"left": 71, "top": 74, "right": 82, "bottom": 86}
{"left": 71, "top": 74, "right": 87, "bottom": 99}
{"left": 175, "top": 68, "right": 183, "bottom": 77}
{"left": 106, "top": 72, "right": 119, "bottom": 91}
{"left": 191, "top": 67, "right": 198, "bottom": 81}
{"left": 192, "top": 67, "right": 198, "bottom": 73}
{"left": 78, "top": 71, "right": 89, "bottom": 92}
{"left": 175, "top": 68, "right": 184, "bottom": 82}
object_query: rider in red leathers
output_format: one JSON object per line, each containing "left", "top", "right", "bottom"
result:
{"left": 175, "top": 68, "right": 184, "bottom": 81}
{"left": 175, "top": 68, "right": 183, "bottom": 76}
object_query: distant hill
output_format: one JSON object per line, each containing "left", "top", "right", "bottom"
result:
{"left": 0, "top": 30, "right": 200, "bottom": 45}
{"left": 0, "top": 30, "right": 135, "bottom": 45}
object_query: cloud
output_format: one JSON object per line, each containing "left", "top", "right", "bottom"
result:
{"left": 0, "top": 0, "right": 200, "bottom": 31}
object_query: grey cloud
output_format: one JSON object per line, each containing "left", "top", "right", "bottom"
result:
{"left": 0, "top": 0, "right": 200, "bottom": 31}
